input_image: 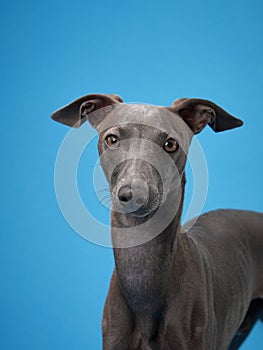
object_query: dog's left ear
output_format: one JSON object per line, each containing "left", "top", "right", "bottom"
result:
{"left": 169, "top": 98, "right": 243, "bottom": 134}
{"left": 51, "top": 94, "right": 123, "bottom": 128}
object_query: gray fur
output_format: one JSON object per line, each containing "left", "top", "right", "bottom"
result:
{"left": 51, "top": 94, "right": 263, "bottom": 349}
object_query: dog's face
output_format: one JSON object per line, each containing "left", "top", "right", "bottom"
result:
{"left": 96, "top": 104, "right": 191, "bottom": 218}
{"left": 51, "top": 94, "right": 243, "bottom": 219}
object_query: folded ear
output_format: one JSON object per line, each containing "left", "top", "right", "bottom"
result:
{"left": 51, "top": 93, "right": 123, "bottom": 128}
{"left": 170, "top": 98, "right": 243, "bottom": 134}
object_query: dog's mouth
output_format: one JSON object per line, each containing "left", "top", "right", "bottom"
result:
{"left": 129, "top": 203, "right": 160, "bottom": 218}
{"left": 132, "top": 191, "right": 163, "bottom": 218}
{"left": 111, "top": 186, "right": 162, "bottom": 218}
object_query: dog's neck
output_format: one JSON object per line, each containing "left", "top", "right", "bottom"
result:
{"left": 111, "top": 175, "right": 186, "bottom": 339}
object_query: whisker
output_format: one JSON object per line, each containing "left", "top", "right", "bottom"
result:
{"left": 100, "top": 195, "right": 111, "bottom": 200}
{"left": 99, "top": 195, "right": 112, "bottom": 206}
{"left": 97, "top": 187, "right": 111, "bottom": 194}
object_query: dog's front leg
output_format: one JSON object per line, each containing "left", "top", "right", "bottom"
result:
{"left": 102, "top": 270, "right": 139, "bottom": 350}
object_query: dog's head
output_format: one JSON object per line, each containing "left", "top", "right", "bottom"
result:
{"left": 51, "top": 94, "right": 243, "bottom": 219}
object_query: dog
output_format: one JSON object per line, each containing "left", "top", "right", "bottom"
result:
{"left": 51, "top": 93, "right": 263, "bottom": 349}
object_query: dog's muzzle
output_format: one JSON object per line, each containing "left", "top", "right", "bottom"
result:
{"left": 112, "top": 178, "right": 160, "bottom": 217}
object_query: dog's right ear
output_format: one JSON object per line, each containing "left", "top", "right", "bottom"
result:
{"left": 169, "top": 98, "right": 243, "bottom": 134}
{"left": 51, "top": 94, "right": 123, "bottom": 129}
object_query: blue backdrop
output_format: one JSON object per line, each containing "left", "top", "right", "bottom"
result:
{"left": 1, "top": 0, "right": 262, "bottom": 349}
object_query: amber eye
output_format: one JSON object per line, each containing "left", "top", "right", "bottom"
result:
{"left": 105, "top": 134, "right": 120, "bottom": 148}
{"left": 164, "top": 138, "right": 178, "bottom": 153}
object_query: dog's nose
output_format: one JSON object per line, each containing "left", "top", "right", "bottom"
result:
{"left": 118, "top": 186, "right": 133, "bottom": 203}
{"left": 114, "top": 179, "right": 150, "bottom": 214}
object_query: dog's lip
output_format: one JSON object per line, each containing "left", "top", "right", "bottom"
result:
{"left": 129, "top": 199, "right": 161, "bottom": 218}
{"left": 129, "top": 209, "right": 151, "bottom": 218}
{"left": 135, "top": 196, "right": 148, "bottom": 208}
{"left": 126, "top": 202, "right": 150, "bottom": 218}
{"left": 111, "top": 186, "right": 162, "bottom": 216}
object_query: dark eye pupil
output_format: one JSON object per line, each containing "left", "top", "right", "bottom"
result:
{"left": 105, "top": 134, "right": 119, "bottom": 147}
{"left": 164, "top": 138, "right": 178, "bottom": 152}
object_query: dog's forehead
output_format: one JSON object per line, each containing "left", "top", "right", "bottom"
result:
{"left": 98, "top": 104, "right": 193, "bottom": 147}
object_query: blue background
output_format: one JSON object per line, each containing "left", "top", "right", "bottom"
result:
{"left": 1, "top": 0, "right": 262, "bottom": 349}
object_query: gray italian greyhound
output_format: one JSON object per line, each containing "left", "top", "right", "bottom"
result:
{"left": 51, "top": 94, "right": 263, "bottom": 350}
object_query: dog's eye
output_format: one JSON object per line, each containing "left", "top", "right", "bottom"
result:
{"left": 164, "top": 138, "right": 178, "bottom": 153}
{"left": 105, "top": 134, "right": 120, "bottom": 148}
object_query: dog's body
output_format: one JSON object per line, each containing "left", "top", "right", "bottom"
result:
{"left": 102, "top": 211, "right": 263, "bottom": 350}
{"left": 52, "top": 94, "right": 263, "bottom": 349}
